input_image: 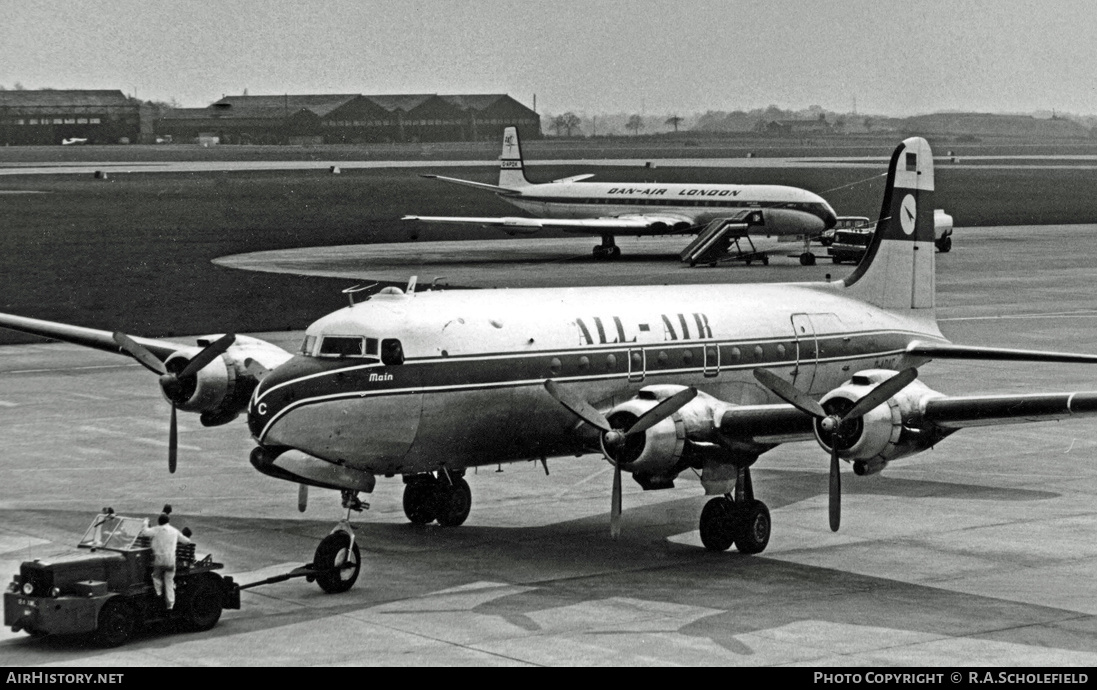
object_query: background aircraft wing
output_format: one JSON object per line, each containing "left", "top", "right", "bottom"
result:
{"left": 402, "top": 213, "right": 696, "bottom": 234}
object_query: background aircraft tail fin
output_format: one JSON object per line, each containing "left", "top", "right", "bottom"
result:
{"left": 498, "top": 126, "right": 532, "bottom": 188}
{"left": 843, "top": 137, "right": 936, "bottom": 313}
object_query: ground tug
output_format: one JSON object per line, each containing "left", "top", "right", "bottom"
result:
{"left": 4, "top": 511, "right": 360, "bottom": 646}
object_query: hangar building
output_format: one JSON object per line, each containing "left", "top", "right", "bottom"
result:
{"left": 0, "top": 90, "right": 141, "bottom": 145}
{"left": 157, "top": 93, "right": 540, "bottom": 144}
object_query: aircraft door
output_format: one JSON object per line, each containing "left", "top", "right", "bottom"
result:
{"left": 703, "top": 342, "right": 721, "bottom": 377}
{"left": 791, "top": 313, "right": 819, "bottom": 391}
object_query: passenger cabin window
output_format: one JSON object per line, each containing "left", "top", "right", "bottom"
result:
{"left": 381, "top": 338, "right": 404, "bottom": 365}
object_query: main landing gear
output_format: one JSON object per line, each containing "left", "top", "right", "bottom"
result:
{"left": 592, "top": 235, "right": 621, "bottom": 260}
{"left": 402, "top": 470, "right": 472, "bottom": 527}
{"left": 698, "top": 464, "right": 771, "bottom": 554}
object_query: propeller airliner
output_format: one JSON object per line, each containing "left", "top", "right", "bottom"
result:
{"left": 403, "top": 126, "right": 839, "bottom": 264}
{"left": 4, "top": 137, "right": 1097, "bottom": 558}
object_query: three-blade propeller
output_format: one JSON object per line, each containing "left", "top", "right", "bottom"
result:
{"left": 113, "top": 332, "right": 236, "bottom": 474}
{"left": 544, "top": 380, "right": 697, "bottom": 538}
{"left": 753, "top": 368, "right": 917, "bottom": 532}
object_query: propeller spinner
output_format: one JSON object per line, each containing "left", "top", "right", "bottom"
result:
{"left": 753, "top": 367, "right": 917, "bottom": 531}
{"left": 544, "top": 380, "right": 697, "bottom": 538}
{"left": 113, "top": 331, "right": 236, "bottom": 473}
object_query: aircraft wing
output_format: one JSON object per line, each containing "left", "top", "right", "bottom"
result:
{"left": 907, "top": 340, "right": 1097, "bottom": 364}
{"left": 402, "top": 213, "right": 696, "bottom": 234}
{"left": 712, "top": 391, "right": 1097, "bottom": 444}
{"left": 922, "top": 392, "right": 1097, "bottom": 429}
{"left": 0, "top": 311, "right": 189, "bottom": 361}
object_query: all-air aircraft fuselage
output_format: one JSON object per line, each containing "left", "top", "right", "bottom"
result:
{"left": 5, "top": 137, "right": 1097, "bottom": 562}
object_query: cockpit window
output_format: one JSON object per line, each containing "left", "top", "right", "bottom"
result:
{"left": 316, "top": 335, "right": 380, "bottom": 359}
{"left": 319, "top": 336, "right": 363, "bottom": 357}
{"left": 381, "top": 338, "right": 404, "bottom": 365}
{"left": 300, "top": 335, "right": 316, "bottom": 355}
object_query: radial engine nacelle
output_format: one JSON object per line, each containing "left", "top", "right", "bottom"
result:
{"left": 601, "top": 385, "right": 732, "bottom": 488}
{"left": 815, "top": 369, "right": 951, "bottom": 474}
{"left": 161, "top": 335, "right": 292, "bottom": 426}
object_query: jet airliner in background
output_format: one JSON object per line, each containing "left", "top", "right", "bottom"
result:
{"left": 4, "top": 137, "right": 1097, "bottom": 578}
{"left": 403, "top": 126, "right": 839, "bottom": 264}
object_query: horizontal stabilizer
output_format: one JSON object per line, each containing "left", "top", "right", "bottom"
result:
{"left": 907, "top": 340, "right": 1097, "bottom": 364}
{"left": 419, "top": 174, "right": 521, "bottom": 195}
{"left": 551, "top": 174, "right": 596, "bottom": 184}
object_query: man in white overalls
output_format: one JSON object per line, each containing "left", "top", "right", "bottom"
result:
{"left": 140, "top": 510, "right": 192, "bottom": 610}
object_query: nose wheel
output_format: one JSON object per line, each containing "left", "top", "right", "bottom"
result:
{"left": 592, "top": 235, "right": 621, "bottom": 260}
{"left": 313, "top": 526, "right": 361, "bottom": 594}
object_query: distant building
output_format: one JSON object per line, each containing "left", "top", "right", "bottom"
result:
{"left": 156, "top": 93, "right": 541, "bottom": 145}
{"left": 0, "top": 90, "right": 140, "bottom": 145}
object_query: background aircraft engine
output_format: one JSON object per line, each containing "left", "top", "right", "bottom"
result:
{"left": 602, "top": 399, "right": 687, "bottom": 478}
{"left": 815, "top": 371, "right": 948, "bottom": 473}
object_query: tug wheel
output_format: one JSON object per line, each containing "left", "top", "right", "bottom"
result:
{"left": 176, "top": 573, "right": 224, "bottom": 631}
{"left": 94, "top": 598, "right": 136, "bottom": 647}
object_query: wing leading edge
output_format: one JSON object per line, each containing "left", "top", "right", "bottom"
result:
{"left": 0, "top": 311, "right": 189, "bottom": 361}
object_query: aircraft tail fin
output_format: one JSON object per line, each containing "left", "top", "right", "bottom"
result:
{"left": 498, "top": 126, "right": 532, "bottom": 188}
{"left": 842, "top": 137, "right": 935, "bottom": 314}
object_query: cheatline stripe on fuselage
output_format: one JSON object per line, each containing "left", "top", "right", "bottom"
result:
{"left": 252, "top": 329, "right": 927, "bottom": 442}
{"left": 515, "top": 196, "right": 833, "bottom": 215}
{"left": 252, "top": 328, "right": 928, "bottom": 402}
{"left": 253, "top": 345, "right": 911, "bottom": 442}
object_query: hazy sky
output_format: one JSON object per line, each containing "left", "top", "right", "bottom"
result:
{"left": 3, "top": 0, "right": 1096, "bottom": 116}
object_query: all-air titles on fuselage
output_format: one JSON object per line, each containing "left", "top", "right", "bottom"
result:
{"left": 605, "top": 187, "right": 743, "bottom": 197}
{"left": 576, "top": 313, "right": 714, "bottom": 346}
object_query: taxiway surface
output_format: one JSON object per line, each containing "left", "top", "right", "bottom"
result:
{"left": 2, "top": 225, "right": 1097, "bottom": 666}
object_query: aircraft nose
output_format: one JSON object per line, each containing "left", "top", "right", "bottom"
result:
{"left": 247, "top": 355, "right": 330, "bottom": 442}
{"left": 816, "top": 196, "right": 838, "bottom": 229}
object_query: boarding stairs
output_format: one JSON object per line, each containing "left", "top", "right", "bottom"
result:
{"left": 680, "top": 210, "right": 766, "bottom": 266}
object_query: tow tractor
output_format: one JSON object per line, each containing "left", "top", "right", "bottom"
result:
{"left": 4, "top": 511, "right": 360, "bottom": 647}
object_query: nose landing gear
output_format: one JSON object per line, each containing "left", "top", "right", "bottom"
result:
{"left": 312, "top": 522, "right": 361, "bottom": 594}
{"left": 592, "top": 235, "right": 621, "bottom": 260}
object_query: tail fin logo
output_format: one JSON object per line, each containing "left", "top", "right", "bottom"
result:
{"left": 504, "top": 134, "right": 516, "bottom": 154}
{"left": 900, "top": 195, "right": 917, "bottom": 235}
